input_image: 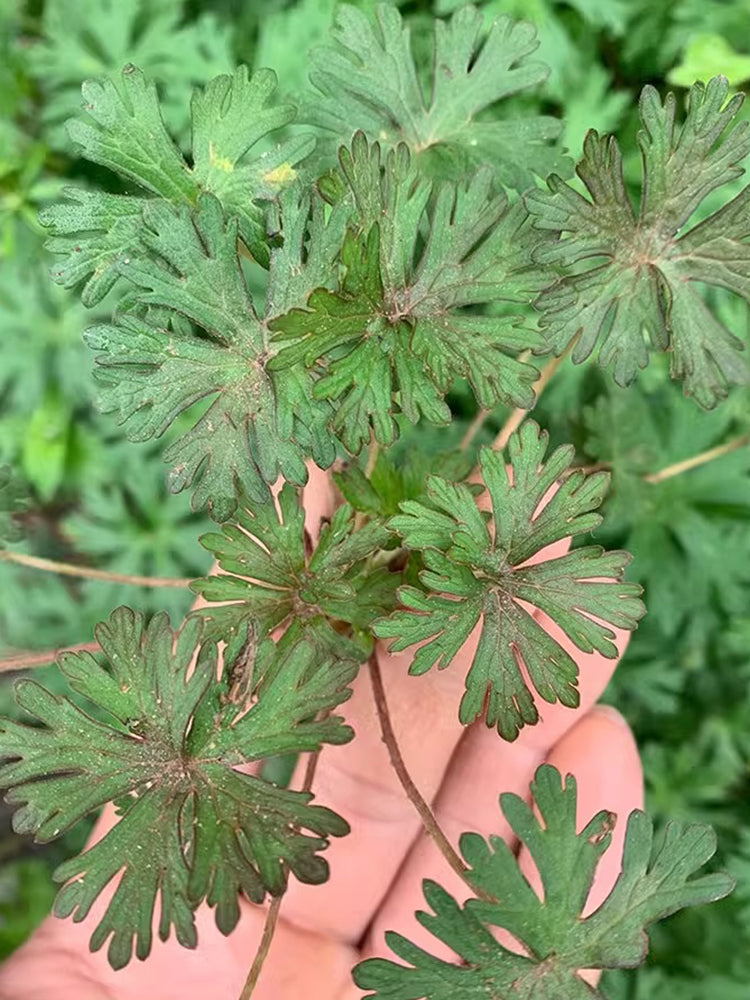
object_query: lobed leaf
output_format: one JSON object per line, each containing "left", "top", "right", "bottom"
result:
{"left": 308, "top": 3, "right": 570, "bottom": 188}
{"left": 192, "top": 484, "right": 397, "bottom": 644}
{"left": 354, "top": 764, "right": 734, "bottom": 999}
{"left": 41, "top": 64, "right": 313, "bottom": 299}
{"left": 527, "top": 76, "right": 750, "bottom": 406}
{"left": 376, "top": 421, "right": 645, "bottom": 740}
{"left": 270, "top": 133, "right": 545, "bottom": 453}
{"left": 83, "top": 195, "right": 331, "bottom": 520}
{"left": 0, "top": 608, "right": 355, "bottom": 968}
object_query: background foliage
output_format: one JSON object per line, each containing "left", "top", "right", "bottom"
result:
{"left": 0, "top": 0, "right": 749, "bottom": 993}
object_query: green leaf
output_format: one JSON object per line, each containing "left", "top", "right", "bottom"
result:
{"left": 308, "top": 3, "right": 570, "bottom": 189}
{"left": 375, "top": 421, "right": 645, "bottom": 740}
{"left": 583, "top": 383, "right": 750, "bottom": 636}
{"left": 191, "top": 67, "right": 316, "bottom": 260}
{"left": 334, "top": 448, "right": 473, "bottom": 519}
{"left": 83, "top": 194, "right": 324, "bottom": 520}
{"left": 270, "top": 133, "right": 545, "bottom": 453}
{"left": 0, "top": 465, "right": 26, "bottom": 545}
{"left": 41, "top": 189, "right": 150, "bottom": 308}
{"left": 25, "top": 0, "right": 234, "bottom": 147}
{"left": 40, "top": 64, "right": 313, "bottom": 298}
{"left": 354, "top": 764, "right": 734, "bottom": 999}
{"left": 668, "top": 35, "right": 750, "bottom": 89}
{"left": 0, "top": 608, "right": 356, "bottom": 968}
{"left": 192, "top": 483, "right": 397, "bottom": 643}
{"left": 527, "top": 76, "right": 750, "bottom": 407}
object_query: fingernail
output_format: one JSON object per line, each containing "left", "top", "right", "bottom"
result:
{"left": 590, "top": 704, "right": 632, "bottom": 731}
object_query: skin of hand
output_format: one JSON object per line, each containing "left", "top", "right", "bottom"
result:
{"left": 0, "top": 465, "right": 644, "bottom": 1000}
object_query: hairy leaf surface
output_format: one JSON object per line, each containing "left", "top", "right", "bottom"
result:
{"left": 270, "top": 133, "right": 545, "bottom": 452}
{"left": 0, "top": 608, "right": 355, "bottom": 968}
{"left": 82, "top": 195, "right": 333, "bottom": 520}
{"left": 40, "top": 64, "right": 312, "bottom": 290}
{"left": 354, "top": 764, "right": 734, "bottom": 999}
{"left": 527, "top": 76, "right": 750, "bottom": 406}
{"left": 309, "top": 3, "right": 569, "bottom": 188}
{"left": 375, "top": 422, "right": 645, "bottom": 740}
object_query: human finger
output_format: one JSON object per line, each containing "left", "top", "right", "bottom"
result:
{"left": 0, "top": 879, "right": 358, "bottom": 1000}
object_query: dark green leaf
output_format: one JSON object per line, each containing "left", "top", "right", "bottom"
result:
{"left": 84, "top": 195, "right": 321, "bottom": 520}
{"left": 270, "top": 134, "right": 545, "bottom": 452}
{"left": 0, "top": 608, "right": 355, "bottom": 968}
{"left": 192, "top": 483, "right": 397, "bottom": 642}
{"left": 375, "top": 422, "right": 645, "bottom": 740}
{"left": 527, "top": 77, "right": 750, "bottom": 406}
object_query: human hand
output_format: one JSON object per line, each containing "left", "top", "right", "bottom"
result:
{"left": 0, "top": 465, "right": 643, "bottom": 1000}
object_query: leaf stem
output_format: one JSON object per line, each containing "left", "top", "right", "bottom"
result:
{"left": 643, "top": 433, "right": 750, "bottom": 484}
{"left": 364, "top": 437, "right": 381, "bottom": 478}
{"left": 0, "top": 550, "right": 192, "bottom": 588}
{"left": 355, "top": 435, "right": 382, "bottom": 530}
{"left": 460, "top": 407, "right": 490, "bottom": 451}
{"left": 0, "top": 640, "right": 101, "bottom": 674}
{"left": 492, "top": 350, "right": 568, "bottom": 452}
{"left": 238, "top": 896, "right": 283, "bottom": 1000}
{"left": 368, "top": 653, "right": 491, "bottom": 898}
{"left": 238, "top": 744, "right": 323, "bottom": 1000}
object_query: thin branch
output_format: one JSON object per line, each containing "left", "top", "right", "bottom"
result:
{"left": 643, "top": 433, "right": 750, "bottom": 484}
{"left": 368, "top": 653, "right": 493, "bottom": 901}
{"left": 0, "top": 640, "right": 101, "bottom": 674}
{"left": 492, "top": 351, "right": 568, "bottom": 452}
{"left": 239, "top": 897, "right": 283, "bottom": 1000}
{"left": 238, "top": 744, "right": 323, "bottom": 999}
{"left": 0, "top": 550, "right": 191, "bottom": 588}
{"left": 460, "top": 407, "right": 490, "bottom": 451}
{"left": 354, "top": 435, "right": 382, "bottom": 530}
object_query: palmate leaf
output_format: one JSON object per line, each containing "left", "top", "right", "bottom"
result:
{"left": 354, "top": 764, "right": 734, "bottom": 999}
{"left": 192, "top": 483, "right": 397, "bottom": 645}
{"left": 0, "top": 608, "right": 356, "bottom": 969}
{"left": 270, "top": 133, "right": 545, "bottom": 453}
{"left": 82, "top": 194, "right": 334, "bottom": 520}
{"left": 40, "top": 62, "right": 314, "bottom": 297}
{"left": 308, "top": 3, "right": 570, "bottom": 189}
{"left": 375, "top": 422, "right": 645, "bottom": 740}
{"left": 527, "top": 76, "right": 750, "bottom": 407}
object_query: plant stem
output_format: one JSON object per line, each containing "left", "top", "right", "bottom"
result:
{"left": 643, "top": 433, "right": 750, "bottom": 484}
{"left": 238, "top": 896, "right": 283, "bottom": 1000}
{"left": 0, "top": 550, "right": 192, "bottom": 588}
{"left": 368, "top": 653, "right": 492, "bottom": 898}
{"left": 364, "top": 436, "right": 381, "bottom": 478}
{"left": 460, "top": 407, "right": 490, "bottom": 451}
{"left": 354, "top": 435, "right": 382, "bottom": 530}
{"left": 492, "top": 351, "right": 568, "bottom": 452}
{"left": 238, "top": 745, "right": 323, "bottom": 1000}
{"left": 0, "top": 640, "right": 101, "bottom": 674}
